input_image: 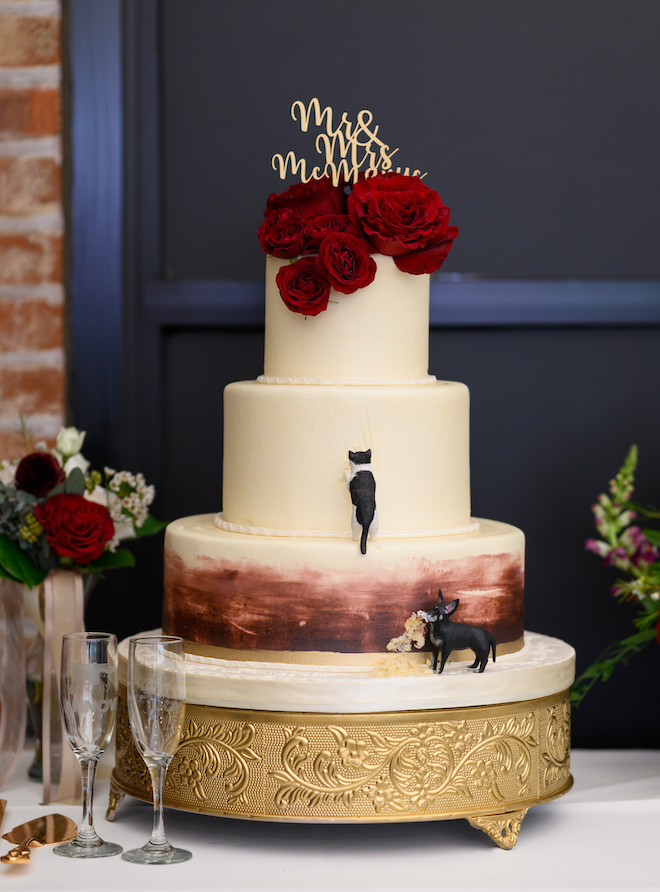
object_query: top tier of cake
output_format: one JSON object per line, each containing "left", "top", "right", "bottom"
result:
{"left": 261, "top": 255, "right": 433, "bottom": 383}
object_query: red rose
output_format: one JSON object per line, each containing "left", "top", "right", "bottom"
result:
{"left": 265, "top": 176, "right": 346, "bottom": 218}
{"left": 303, "top": 214, "right": 361, "bottom": 251}
{"left": 276, "top": 257, "right": 331, "bottom": 316}
{"left": 258, "top": 208, "right": 306, "bottom": 259}
{"left": 34, "top": 493, "right": 115, "bottom": 564}
{"left": 347, "top": 173, "right": 458, "bottom": 274}
{"left": 15, "top": 452, "right": 65, "bottom": 497}
{"left": 316, "top": 233, "right": 377, "bottom": 295}
{"left": 393, "top": 228, "right": 459, "bottom": 275}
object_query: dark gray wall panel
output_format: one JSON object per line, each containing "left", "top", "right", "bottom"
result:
{"left": 162, "top": 0, "right": 660, "bottom": 280}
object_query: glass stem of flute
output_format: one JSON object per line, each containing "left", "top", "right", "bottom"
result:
{"left": 78, "top": 755, "right": 100, "bottom": 843}
{"left": 148, "top": 759, "right": 169, "bottom": 848}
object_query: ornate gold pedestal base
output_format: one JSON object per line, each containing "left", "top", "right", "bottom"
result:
{"left": 108, "top": 688, "right": 572, "bottom": 848}
{"left": 467, "top": 808, "right": 529, "bottom": 849}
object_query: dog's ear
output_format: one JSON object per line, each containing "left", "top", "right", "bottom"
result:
{"left": 443, "top": 599, "right": 459, "bottom": 616}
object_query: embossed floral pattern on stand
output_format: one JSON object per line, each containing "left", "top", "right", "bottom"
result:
{"left": 270, "top": 713, "right": 540, "bottom": 817}
{"left": 166, "top": 719, "right": 261, "bottom": 807}
{"left": 112, "top": 694, "right": 572, "bottom": 822}
{"left": 542, "top": 702, "right": 571, "bottom": 789}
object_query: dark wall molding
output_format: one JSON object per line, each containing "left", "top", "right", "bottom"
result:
{"left": 141, "top": 278, "right": 660, "bottom": 329}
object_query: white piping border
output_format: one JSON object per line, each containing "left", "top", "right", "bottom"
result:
{"left": 214, "top": 513, "right": 480, "bottom": 539}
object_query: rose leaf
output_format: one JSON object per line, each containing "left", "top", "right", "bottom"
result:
{"left": 133, "top": 513, "right": 169, "bottom": 539}
{"left": 64, "top": 467, "right": 86, "bottom": 495}
{"left": 0, "top": 533, "right": 48, "bottom": 588}
{"left": 91, "top": 548, "right": 136, "bottom": 570}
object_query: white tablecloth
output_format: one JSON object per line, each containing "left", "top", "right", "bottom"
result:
{"left": 0, "top": 748, "right": 658, "bottom": 891}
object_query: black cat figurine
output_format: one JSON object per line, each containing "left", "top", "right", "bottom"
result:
{"left": 347, "top": 449, "right": 378, "bottom": 555}
{"left": 425, "top": 589, "right": 496, "bottom": 673}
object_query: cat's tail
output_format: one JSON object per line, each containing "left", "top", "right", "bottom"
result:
{"left": 360, "top": 523, "right": 369, "bottom": 555}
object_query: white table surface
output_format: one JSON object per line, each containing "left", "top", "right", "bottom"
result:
{"left": 0, "top": 747, "right": 658, "bottom": 892}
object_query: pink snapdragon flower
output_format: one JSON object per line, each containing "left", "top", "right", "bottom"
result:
{"left": 622, "top": 526, "right": 660, "bottom": 567}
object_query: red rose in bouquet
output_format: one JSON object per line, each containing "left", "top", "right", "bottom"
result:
{"left": 34, "top": 493, "right": 115, "bottom": 564}
{"left": 303, "top": 214, "right": 362, "bottom": 251}
{"left": 15, "top": 452, "right": 65, "bottom": 498}
{"left": 316, "top": 232, "right": 377, "bottom": 295}
{"left": 257, "top": 208, "right": 307, "bottom": 259}
{"left": 265, "top": 175, "right": 346, "bottom": 218}
{"left": 276, "top": 257, "right": 331, "bottom": 316}
{"left": 347, "top": 173, "right": 458, "bottom": 274}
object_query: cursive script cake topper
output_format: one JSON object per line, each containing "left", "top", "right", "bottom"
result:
{"left": 272, "top": 98, "right": 426, "bottom": 186}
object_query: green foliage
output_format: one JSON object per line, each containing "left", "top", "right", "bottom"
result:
{"left": 571, "top": 628, "right": 657, "bottom": 706}
{"left": 48, "top": 466, "right": 86, "bottom": 497}
{"left": 133, "top": 512, "right": 168, "bottom": 538}
{"left": 91, "top": 548, "right": 136, "bottom": 570}
{"left": 0, "top": 532, "right": 48, "bottom": 588}
{"left": 642, "top": 528, "right": 660, "bottom": 547}
{"left": 83, "top": 548, "right": 136, "bottom": 578}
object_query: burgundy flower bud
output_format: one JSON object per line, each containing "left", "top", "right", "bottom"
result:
{"left": 14, "top": 452, "right": 65, "bottom": 498}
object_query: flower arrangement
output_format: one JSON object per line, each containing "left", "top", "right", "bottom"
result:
{"left": 258, "top": 173, "right": 458, "bottom": 315}
{"left": 572, "top": 446, "right": 660, "bottom": 705}
{"left": 0, "top": 423, "right": 166, "bottom": 588}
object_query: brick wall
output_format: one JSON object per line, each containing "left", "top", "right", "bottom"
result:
{"left": 0, "top": 0, "right": 64, "bottom": 457}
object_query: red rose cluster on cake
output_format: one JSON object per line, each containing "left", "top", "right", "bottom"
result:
{"left": 258, "top": 172, "right": 458, "bottom": 315}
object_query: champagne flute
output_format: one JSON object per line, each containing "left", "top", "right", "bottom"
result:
{"left": 122, "top": 635, "right": 191, "bottom": 864}
{"left": 54, "top": 632, "right": 122, "bottom": 858}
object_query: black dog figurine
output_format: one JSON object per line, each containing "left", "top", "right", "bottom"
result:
{"left": 425, "top": 589, "right": 496, "bottom": 674}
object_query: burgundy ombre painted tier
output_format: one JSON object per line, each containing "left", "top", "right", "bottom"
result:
{"left": 162, "top": 515, "right": 525, "bottom": 660}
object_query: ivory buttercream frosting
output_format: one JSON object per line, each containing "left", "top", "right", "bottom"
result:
{"left": 162, "top": 253, "right": 529, "bottom": 663}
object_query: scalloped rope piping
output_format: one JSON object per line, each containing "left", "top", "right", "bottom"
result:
{"left": 257, "top": 374, "right": 437, "bottom": 386}
{"left": 214, "top": 513, "right": 480, "bottom": 538}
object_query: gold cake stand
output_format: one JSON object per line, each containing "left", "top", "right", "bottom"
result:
{"left": 108, "top": 686, "right": 572, "bottom": 849}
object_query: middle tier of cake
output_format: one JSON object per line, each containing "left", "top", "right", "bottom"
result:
{"left": 221, "top": 379, "right": 471, "bottom": 535}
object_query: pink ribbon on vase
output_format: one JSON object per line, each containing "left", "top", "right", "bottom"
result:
{"left": 0, "top": 570, "right": 84, "bottom": 803}
{"left": 0, "top": 579, "right": 27, "bottom": 789}
{"left": 41, "top": 569, "right": 84, "bottom": 804}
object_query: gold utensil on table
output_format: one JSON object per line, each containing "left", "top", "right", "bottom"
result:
{"left": 1, "top": 814, "right": 77, "bottom": 864}
{"left": 0, "top": 800, "right": 6, "bottom": 829}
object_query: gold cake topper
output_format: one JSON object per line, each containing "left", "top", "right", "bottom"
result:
{"left": 272, "top": 98, "right": 426, "bottom": 186}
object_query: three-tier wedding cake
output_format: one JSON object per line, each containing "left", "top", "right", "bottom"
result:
{"left": 111, "top": 102, "right": 574, "bottom": 847}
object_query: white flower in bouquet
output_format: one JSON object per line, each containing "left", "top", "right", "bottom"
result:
{"left": 0, "top": 459, "right": 17, "bottom": 486}
{"left": 63, "top": 452, "right": 91, "bottom": 477}
{"left": 106, "top": 469, "right": 155, "bottom": 529}
{"left": 83, "top": 468, "right": 155, "bottom": 552}
{"left": 55, "top": 427, "right": 86, "bottom": 461}
{"left": 84, "top": 484, "right": 136, "bottom": 552}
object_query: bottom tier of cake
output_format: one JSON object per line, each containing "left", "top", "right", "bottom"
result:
{"left": 108, "top": 632, "right": 574, "bottom": 848}
{"left": 163, "top": 514, "right": 526, "bottom": 659}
